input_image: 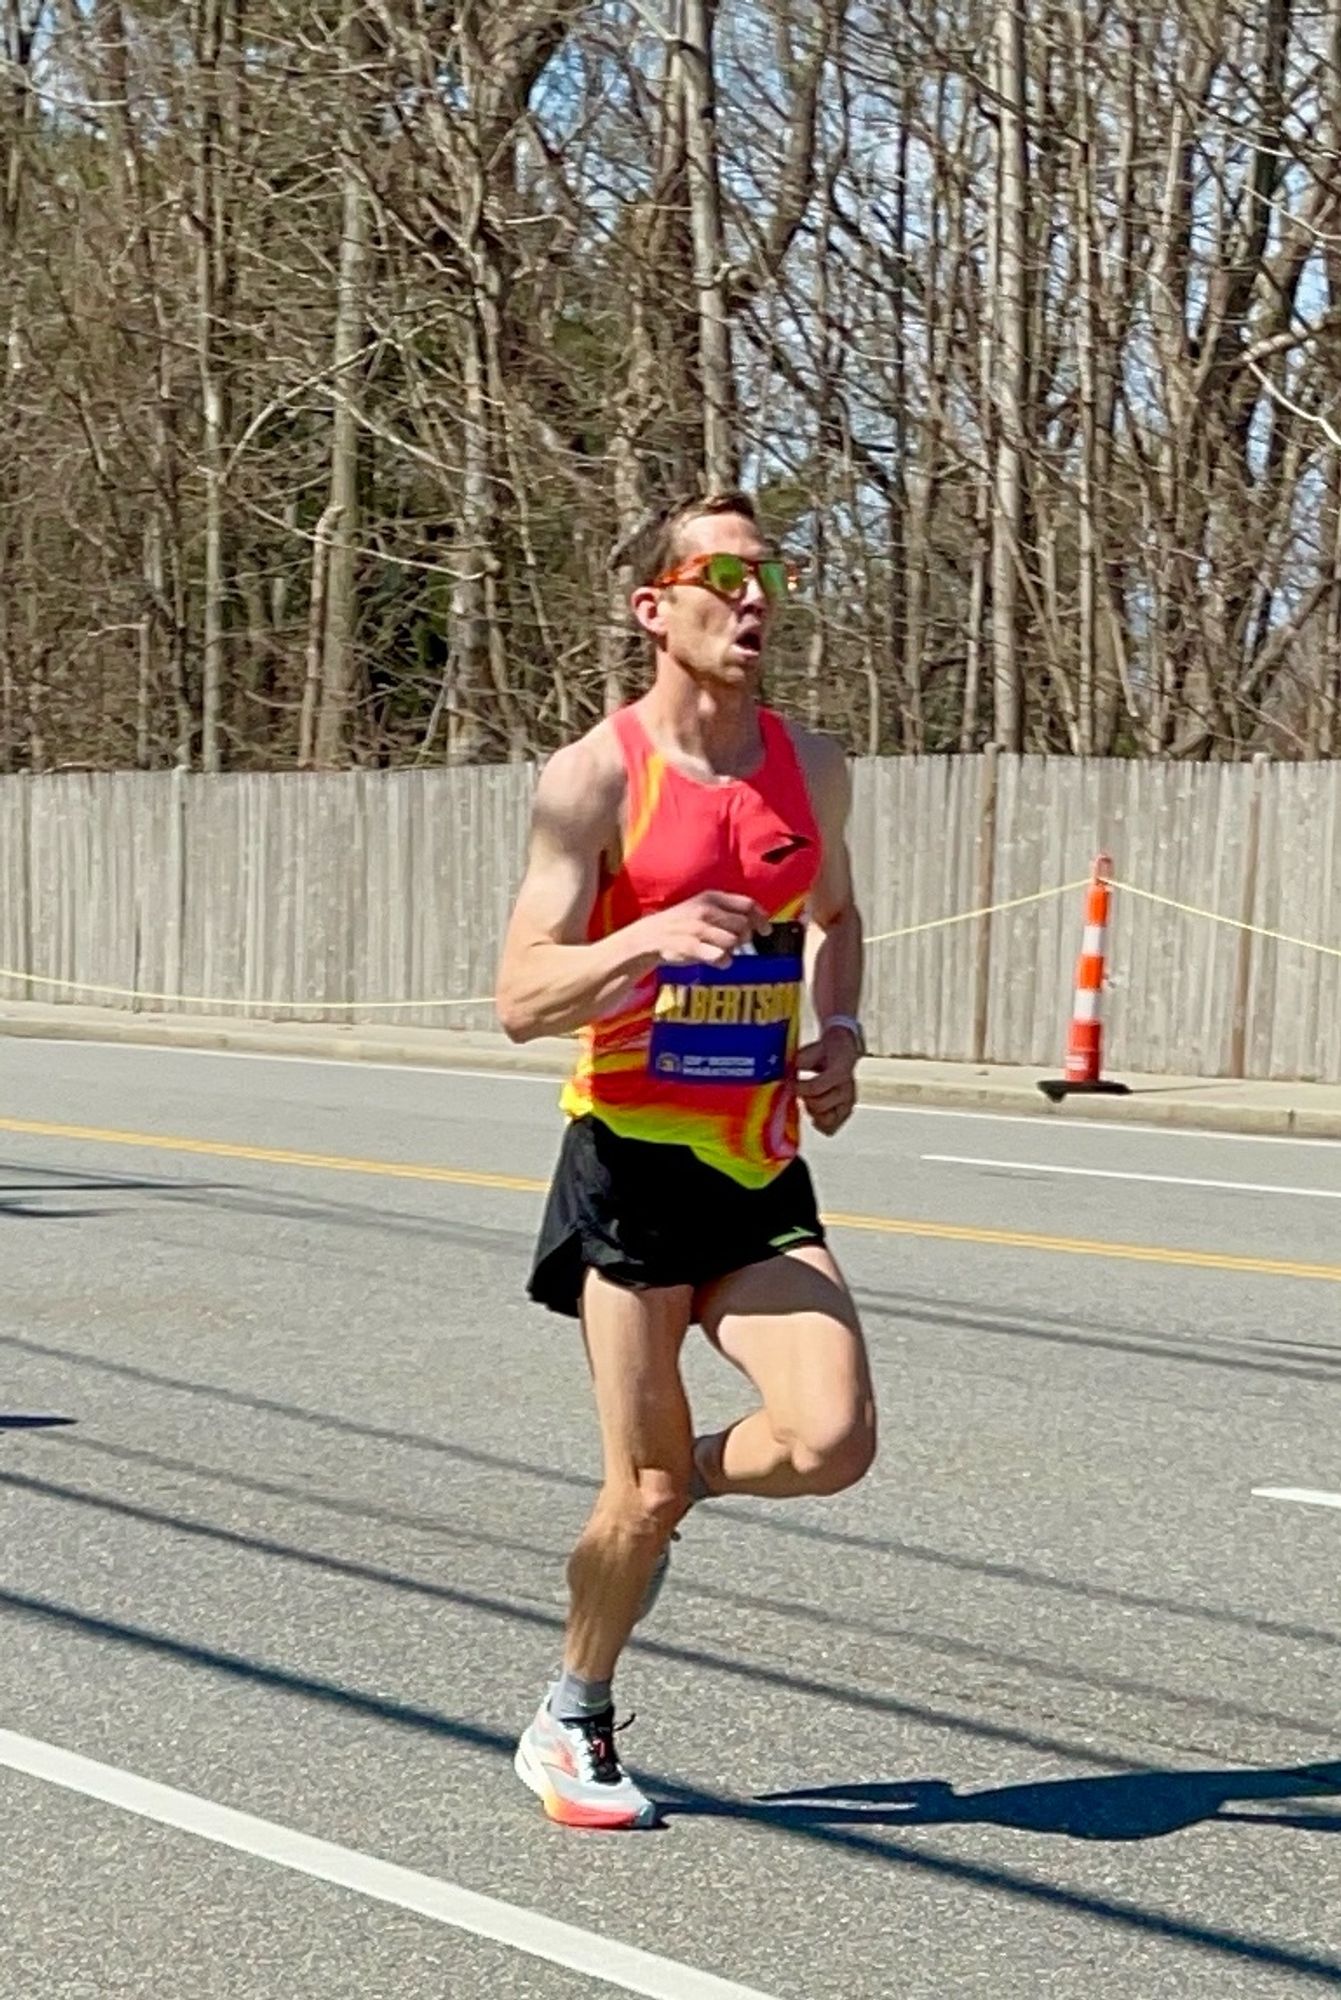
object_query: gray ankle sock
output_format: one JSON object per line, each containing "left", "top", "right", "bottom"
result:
{"left": 549, "top": 1671, "right": 613, "bottom": 1723}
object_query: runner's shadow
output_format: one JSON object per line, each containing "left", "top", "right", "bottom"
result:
{"left": 745, "top": 1763, "right": 1341, "bottom": 1842}
{"left": 0, "top": 1197, "right": 115, "bottom": 1219}
{"left": 0, "top": 1168, "right": 214, "bottom": 1225}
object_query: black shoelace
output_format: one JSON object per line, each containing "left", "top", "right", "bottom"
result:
{"left": 576, "top": 1707, "right": 634, "bottom": 1786}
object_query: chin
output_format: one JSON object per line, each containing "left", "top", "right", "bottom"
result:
{"left": 684, "top": 651, "right": 763, "bottom": 691}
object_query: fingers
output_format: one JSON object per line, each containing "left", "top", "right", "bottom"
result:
{"left": 803, "top": 1087, "right": 856, "bottom": 1136}
{"left": 798, "top": 1075, "right": 851, "bottom": 1113}
{"left": 798, "top": 1062, "right": 857, "bottom": 1136}
{"left": 703, "top": 891, "right": 769, "bottom": 932}
{"left": 693, "top": 925, "right": 747, "bottom": 966}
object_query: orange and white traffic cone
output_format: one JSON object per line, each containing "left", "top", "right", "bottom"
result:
{"left": 1037, "top": 855, "right": 1129, "bottom": 1102}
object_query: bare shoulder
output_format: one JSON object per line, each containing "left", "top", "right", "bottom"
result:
{"left": 532, "top": 721, "right": 626, "bottom": 849}
{"left": 784, "top": 721, "right": 851, "bottom": 820}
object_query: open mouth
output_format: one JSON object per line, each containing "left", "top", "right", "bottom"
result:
{"left": 733, "top": 628, "right": 763, "bottom": 658}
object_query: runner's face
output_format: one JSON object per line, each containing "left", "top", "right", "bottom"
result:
{"left": 637, "top": 512, "right": 773, "bottom": 687}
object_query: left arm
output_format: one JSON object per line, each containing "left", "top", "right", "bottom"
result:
{"left": 795, "top": 732, "right": 864, "bottom": 1137}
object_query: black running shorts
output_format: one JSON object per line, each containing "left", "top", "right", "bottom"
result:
{"left": 527, "top": 1114, "right": 827, "bottom": 1319}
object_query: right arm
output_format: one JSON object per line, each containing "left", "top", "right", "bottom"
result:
{"left": 494, "top": 739, "right": 654, "bottom": 1043}
{"left": 495, "top": 735, "right": 769, "bottom": 1044}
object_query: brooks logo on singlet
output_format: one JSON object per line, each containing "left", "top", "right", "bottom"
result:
{"left": 560, "top": 704, "right": 821, "bottom": 1190}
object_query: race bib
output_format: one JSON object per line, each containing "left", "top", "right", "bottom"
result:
{"left": 648, "top": 955, "right": 803, "bottom": 1086}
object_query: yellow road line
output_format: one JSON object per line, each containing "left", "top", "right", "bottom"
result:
{"left": 0, "top": 1116, "right": 545, "bottom": 1196}
{"left": 3, "top": 1114, "right": 1340, "bottom": 1284}
{"left": 824, "top": 1210, "right": 1341, "bottom": 1282}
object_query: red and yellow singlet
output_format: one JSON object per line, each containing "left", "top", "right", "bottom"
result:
{"left": 561, "top": 705, "right": 821, "bottom": 1188}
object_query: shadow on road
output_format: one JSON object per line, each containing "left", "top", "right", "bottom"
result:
{"left": 3, "top": 1323, "right": 1340, "bottom": 1665}
{"left": 0, "top": 1415, "right": 75, "bottom": 1430}
{"left": 0, "top": 1159, "right": 533, "bottom": 1251}
{"left": 31, "top": 1428, "right": 1334, "bottom": 1749}
{"left": 4, "top": 1581, "right": 1341, "bottom": 1986}
{"left": 855, "top": 1283, "right": 1341, "bottom": 1387}
{"left": 0, "top": 1166, "right": 216, "bottom": 1222}
{"left": 744, "top": 1764, "right": 1341, "bottom": 1841}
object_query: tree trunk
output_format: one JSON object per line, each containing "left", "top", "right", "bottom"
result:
{"left": 20, "top": 507, "right": 44, "bottom": 769}
{"left": 300, "top": 501, "right": 339, "bottom": 770}
{"left": 1, "top": 1, "right": 44, "bottom": 769}
{"left": 315, "top": 0, "right": 374, "bottom": 768}
{"left": 194, "top": 0, "right": 233, "bottom": 773}
{"left": 448, "top": 292, "right": 493, "bottom": 764}
{"left": 889, "top": 96, "right": 919, "bottom": 748}
{"left": 963, "top": 35, "right": 998, "bottom": 753}
{"left": 681, "top": 0, "right": 736, "bottom": 487}
{"left": 1071, "top": 0, "right": 1097, "bottom": 756}
{"left": 990, "top": 0, "right": 1027, "bottom": 752}
{"left": 0, "top": 519, "right": 13, "bottom": 769}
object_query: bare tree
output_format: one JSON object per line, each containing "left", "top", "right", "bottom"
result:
{"left": 5, "top": 0, "right": 1341, "bottom": 767}
{"left": 311, "top": 0, "right": 375, "bottom": 769}
{"left": 989, "top": 0, "right": 1027, "bottom": 752}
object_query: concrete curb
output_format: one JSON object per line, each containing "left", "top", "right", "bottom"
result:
{"left": 856, "top": 1076, "right": 1339, "bottom": 1138}
{"left": 4, "top": 1008, "right": 1339, "bottom": 1141}
{"left": 0, "top": 1011, "right": 573, "bottom": 1078}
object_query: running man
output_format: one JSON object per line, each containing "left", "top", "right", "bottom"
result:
{"left": 495, "top": 491, "right": 876, "bottom": 1829}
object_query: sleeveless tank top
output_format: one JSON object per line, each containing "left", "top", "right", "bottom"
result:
{"left": 560, "top": 703, "right": 822, "bottom": 1188}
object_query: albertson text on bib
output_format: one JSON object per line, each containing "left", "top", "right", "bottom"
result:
{"left": 648, "top": 954, "right": 803, "bottom": 1086}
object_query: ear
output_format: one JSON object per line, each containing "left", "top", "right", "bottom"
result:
{"left": 630, "top": 584, "right": 666, "bottom": 641}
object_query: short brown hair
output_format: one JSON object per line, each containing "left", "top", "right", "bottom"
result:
{"left": 629, "top": 491, "right": 760, "bottom": 588}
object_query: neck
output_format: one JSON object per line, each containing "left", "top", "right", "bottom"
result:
{"left": 639, "top": 661, "right": 763, "bottom": 774}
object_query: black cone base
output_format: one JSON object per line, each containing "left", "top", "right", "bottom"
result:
{"left": 1037, "top": 1078, "right": 1131, "bottom": 1104}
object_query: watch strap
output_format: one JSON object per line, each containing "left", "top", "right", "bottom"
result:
{"left": 823, "top": 1013, "right": 866, "bottom": 1056}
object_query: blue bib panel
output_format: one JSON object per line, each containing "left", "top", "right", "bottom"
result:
{"left": 648, "top": 956, "right": 803, "bottom": 1087}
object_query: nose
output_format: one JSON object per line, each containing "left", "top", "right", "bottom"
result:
{"left": 740, "top": 570, "right": 768, "bottom": 612}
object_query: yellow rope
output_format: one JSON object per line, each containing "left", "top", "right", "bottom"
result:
{"left": 19, "top": 870, "right": 1328, "bottom": 1014}
{"left": 1103, "top": 876, "right": 1341, "bottom": 962}
{"left": 0, "top": 877, "right": 1092, "bottom": 1011}
{"left": 0, "top": 969, "right": 496, "bottom": 1011}
{"left": 861, "top": 877, "right": 1089, "bottom": 946}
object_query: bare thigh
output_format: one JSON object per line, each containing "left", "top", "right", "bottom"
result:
{"left": 694, "top": 1244, "right": 875, "bottom": 1454}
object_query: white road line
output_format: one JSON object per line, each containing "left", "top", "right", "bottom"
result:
{"left": 8, "top": 1038, "right": 558, "bottom": 1086}
{"left": 12, "top": 1039, "right": 1341, "bottom": 1151}
{"left": 0, "top": 1729, "right": 780, "bottom": 2000}
{"left": 865, "top": 1103, "right": 1341, "bottom": 1148}
{"left": 1252, "top": 1488, "right": 1341, "bottom": 1512}
{"left": 922, "top": 1153, "right": 1341, "bottom": 1201}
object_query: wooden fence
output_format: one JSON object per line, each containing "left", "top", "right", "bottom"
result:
{"left": 2, "top": 755, "right": 1339, "bottom": 1079}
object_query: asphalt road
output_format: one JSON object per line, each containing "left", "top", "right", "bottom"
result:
{"left": 3, "top": 1038, "right": 1341, "bottom": 1999}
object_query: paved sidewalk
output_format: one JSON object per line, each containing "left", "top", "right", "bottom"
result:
{"left": 3, "top": 998, "right": 1340, "bottom": 1140}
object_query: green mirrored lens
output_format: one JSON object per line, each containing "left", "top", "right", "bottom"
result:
{"left": 758, "top": 560, "right": 788, "bottom": 601}
{"left": 704, "top": 554, "right": 748, "bottom": 592}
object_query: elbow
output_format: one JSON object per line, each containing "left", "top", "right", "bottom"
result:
{"left": 496, "top": 934, "right": 566, "bottom": 1041}
{"left": 495, "top": 990, "right": 536, "bottom": 1044}
{"left": 810, "top": 898, "right": 859, "bottom": 936}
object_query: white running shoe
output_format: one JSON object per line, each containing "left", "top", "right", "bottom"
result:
{"left": 514, "top": 1694, "right": 659, "bottom": 1830}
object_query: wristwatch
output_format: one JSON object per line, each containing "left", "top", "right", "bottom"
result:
{"left": 823, "top": 1014, "right": 867, "bottom": 1058}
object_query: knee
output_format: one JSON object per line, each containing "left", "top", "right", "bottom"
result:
{"left": 789, "top": 1403, "right": 877, "bottom": 1496}
{"left": 604, "top": 1467, "right": 693, "bottom": 1544}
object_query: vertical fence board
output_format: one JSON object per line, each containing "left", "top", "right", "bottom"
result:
{"left": 2, "top": 759, "right": 1339, "bottom": 1080}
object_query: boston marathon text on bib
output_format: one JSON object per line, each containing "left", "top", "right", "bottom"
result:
{"left": 649, "top": 954, "right": 803, "bottom": 1086}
